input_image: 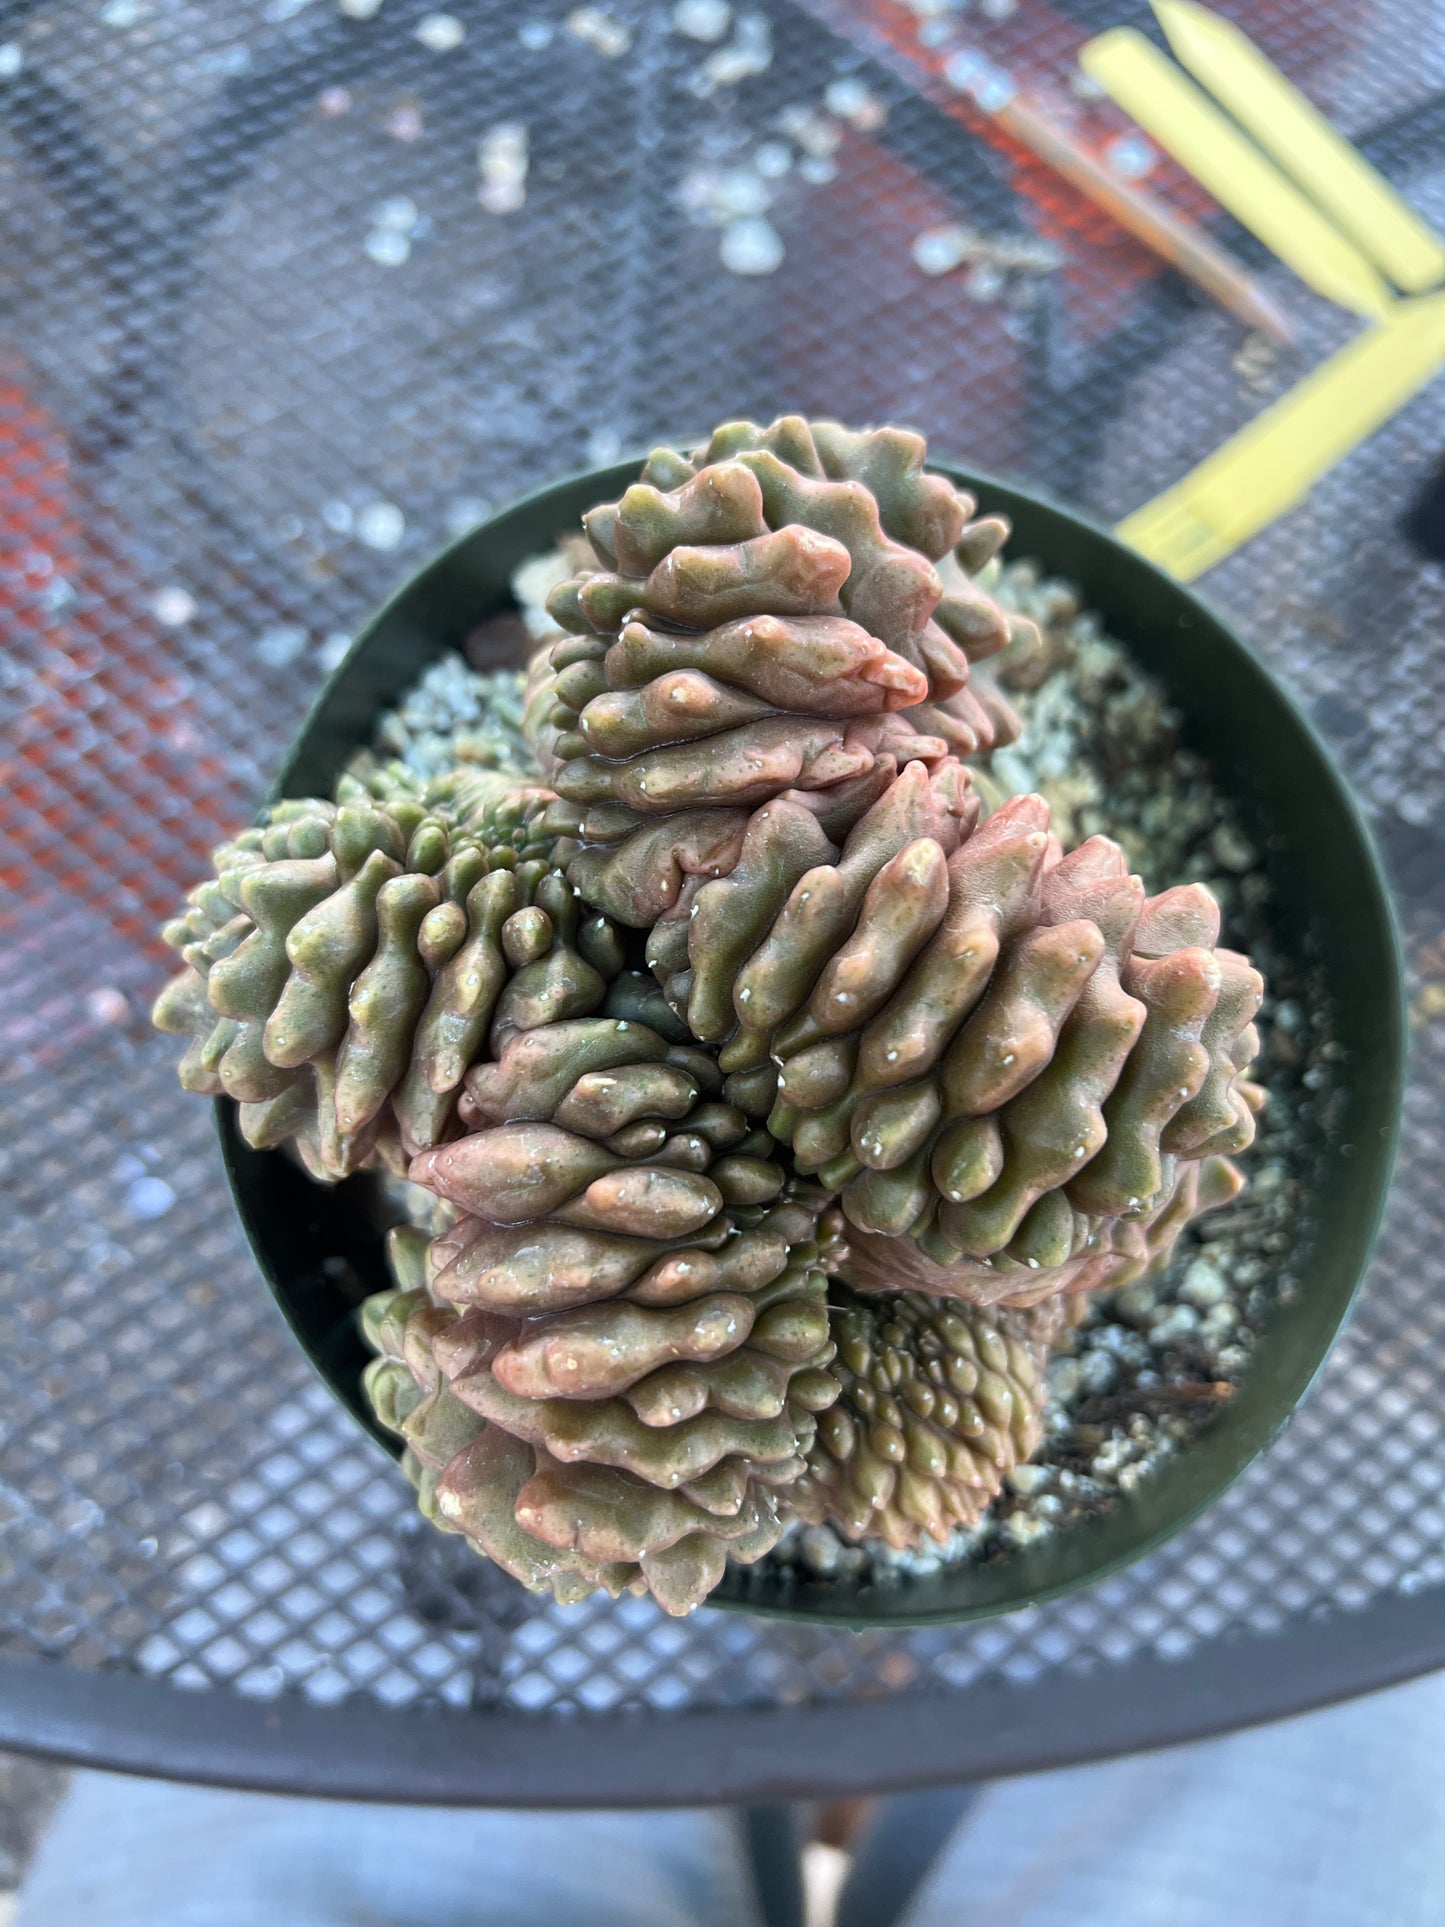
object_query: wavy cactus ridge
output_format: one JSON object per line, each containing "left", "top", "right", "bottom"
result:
{"left": 152, "top": 768, "right": 601, "bottom": 1179}
{"left": 154, "top": 411, "right": 1270, "bottom": 1615}
{"left": 526, "top": 416, "right": 1030, "bottom": 929}
{"left": 836, "top": 1148, "right": 1247, "bottom": 1310}
{"left": 361, "top": 1022, "right": 843, "bottom": 1615}
{"left": 657, "top": 415, "right": 1035, "bottom": 675}
{"left": 719, "top": 790, "right": 1265, "bottom": 1301}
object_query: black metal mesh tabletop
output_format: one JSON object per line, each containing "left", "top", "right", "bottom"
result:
{"left": 3, "top": 0, "right": 1444, "bottom": 1804}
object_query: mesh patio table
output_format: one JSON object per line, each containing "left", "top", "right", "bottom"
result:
{"left": 3, "top": 0, "right": 1444, "bottom": 1805}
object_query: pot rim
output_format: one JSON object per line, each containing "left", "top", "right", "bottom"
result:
{"left": 220, "top": 450, "right": 1406, "bottom": 1631}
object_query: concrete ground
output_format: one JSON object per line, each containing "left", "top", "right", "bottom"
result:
{"left": 0, "top": 1755, "right": 68, "bottom": 1923}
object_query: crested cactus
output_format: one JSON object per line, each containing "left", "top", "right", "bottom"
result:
{"left": 741, "top": 791, "right": 1264, "bottom": 1304}
{"left": 155, "top": 413, "right": 1269, "bottom": 1614}
{"left": 525, "top": 416, "right": 1029, "bottom": 927}
{"left": 362, "top": 1027, "right": 842, "bottom": 1614}
{"left": 152, "top": 768, "right": 590, "bottom": 1178}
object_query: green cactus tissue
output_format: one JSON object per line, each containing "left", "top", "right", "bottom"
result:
{"left": 155, "top": 416, "right": 1267, "bottom": 1615}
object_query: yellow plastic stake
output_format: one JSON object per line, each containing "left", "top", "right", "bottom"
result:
{"left": 1154, "top": 0, "right": 1445, "bottom": 294}
{"left": 1118, "top": 291, "right": 1445, "bottom": 579}
{"left": 1080, "top": 27, "right": 1394, "bottom": 318}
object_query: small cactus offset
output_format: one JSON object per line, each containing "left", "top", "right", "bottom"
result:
{"left": 791, "top": 1289, "right": 1065, "bottom": 1549}
{"left": 155, "top": 414, "right": 1269, "bottom": 1611}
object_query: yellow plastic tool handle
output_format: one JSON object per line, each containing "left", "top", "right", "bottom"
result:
{"left": 1154, "top": 0, "right": 1445, "bottom": 294}
{"left": 1080, "top": 26, "right": 1394, "bottom": 318}
{"left": 1117, "top": 291, "right": 1445, "bottom": 578}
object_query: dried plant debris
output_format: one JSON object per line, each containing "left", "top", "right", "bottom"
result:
{"left": 153, "top": 416, "right": 1309, "bottom": 1607}
{"left": 911, "top": 224, "right": 1064, "bottom": 305}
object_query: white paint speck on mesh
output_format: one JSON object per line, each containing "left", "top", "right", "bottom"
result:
{"left": 797, "top": 155, "right": 836, "bottom": 186}
{"left": 698, "top": 10, "right": 771, "bottom": 89}
{"left": 823, "top": 76, "right": 887, "bottom": 130}
{"left": 152, "top": 586, "right": 197, "bottom": 626}
{"left": 384, "top": 102, "right": 424, "bottom": 142}
{"left": 1106, "top": 132, "right": 1157, "bottom": 181}
{"left": 566, "top": 7, "right": 632, "bottom": 57}
{"left": 672, "top": 0, "right": 731, "bottom": 40}
{"left": 255, "top": 623, "right": 309, "bottom": 666}
{"left": 478, "top": 123, "right": 529, "bottom": 215}
{"left": 912, "top": 222, "right": 1064, "bottom": 283}
{"left": 776, "top": 105, "right": 841, "bottom": 157}
{"left": 86, "top": 987, "right": 129, "bottom": 1026}
{"left": 415, "top": 11, "right": 465, "bottom": 50}
{"left": 720, "top": 216, "right": 784, "bottom": 276}
{"left": 372, "top": 196, "right": 419, "bottom": 234}
{"left": 967, "top": 262, "right": 1007, "bottom": 303}
{"left": 355, "top": 502, "right": 406, "bottom": 551}
{"left": 364, "top": 229, "right": 411, "bottom": 267}
{"left": 680, "top": 165, "right": 772, "bottom": 225}
{"left": 125, "top": 1176, "right": 175, "bottom": 1220}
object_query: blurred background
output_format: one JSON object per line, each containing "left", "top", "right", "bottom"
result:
{"left": 2, "top": 0, "right": 1445, "bottom": 1909}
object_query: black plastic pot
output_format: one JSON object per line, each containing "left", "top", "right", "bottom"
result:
{"left": 218, "top": 457, "right": 1405, "bottom": 1628}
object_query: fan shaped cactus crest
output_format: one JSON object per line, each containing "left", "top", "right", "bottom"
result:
{"left": 156, "top": 416, "right": 1266, "bottom": 1613}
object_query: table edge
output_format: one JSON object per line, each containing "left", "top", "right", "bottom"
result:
{"left": 0, "top": 1585, "right": 1439, "bottom": 1805}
